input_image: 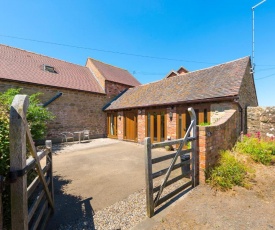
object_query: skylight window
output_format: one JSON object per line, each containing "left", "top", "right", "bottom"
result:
{"left": 44, "top": 65, "right": 57, "bottom": 73}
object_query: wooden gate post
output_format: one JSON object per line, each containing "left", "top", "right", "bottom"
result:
{"left": 188, "top": 108, "right": 198, "bottom": 187}
{"left": 10, "top": 95, "right": 29, "bottom": 230}
{"left": 144, "top": 137, "right": 154, "bottom": 217}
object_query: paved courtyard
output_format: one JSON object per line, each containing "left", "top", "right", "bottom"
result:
{"left": 47, "top": 138, "right": 170, "bottom": 229}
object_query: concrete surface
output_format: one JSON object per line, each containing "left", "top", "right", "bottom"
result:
{"left": 47, "top": 138, "right": 170, "bottom": 229}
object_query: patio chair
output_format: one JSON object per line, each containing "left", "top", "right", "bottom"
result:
{"left": 83, "top": 130, "right": 90, "bottom": 141}
{"left": 60, "top": 132, "right": 74, "bottom": 143}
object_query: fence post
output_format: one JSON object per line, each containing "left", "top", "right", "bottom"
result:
{"left": 144, "top": 137, "right": 154, "bottom": 217}
{"left": 188, "top": 108, "right": 198, "bottom": 187}
{"left": 46, "top": 140, "right": 54, "bottom": 209}
{"left": 10, "top": 95, "right": 29, "bottom": 230}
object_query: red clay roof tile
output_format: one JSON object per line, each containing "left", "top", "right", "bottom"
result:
{"left": 0, "top": 44, "right": 105, "bottom": 93}
{"left": 106, "top": 57, "right": 251, "bottom": 110}
{"left": 88, "top": 58, "right": 140, "bottom": 87}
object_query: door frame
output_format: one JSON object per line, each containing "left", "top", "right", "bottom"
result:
{"left": 107, "top": 112, "right": 118, "bottom": 138}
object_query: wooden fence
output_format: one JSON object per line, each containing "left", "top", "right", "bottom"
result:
{"left": 0, "top": 95, "right": 54, "bottom": 230}
{"left": 145, "top": 107, "right": 197, "bottom": 217}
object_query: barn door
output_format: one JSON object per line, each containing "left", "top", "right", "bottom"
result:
{"left": 124, "top": 111, "right": 137, "bottom": 141}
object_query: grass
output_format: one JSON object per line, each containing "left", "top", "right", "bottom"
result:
{"left": 207, "top": 133, "right": 275, "bottom": 191}
{"left": 235, "top": 134, "right": 275, "bottom": 165}
{"left": 206, "top": 151, "right": 251, "bottom": 191}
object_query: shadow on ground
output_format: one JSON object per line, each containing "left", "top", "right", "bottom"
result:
{"left": 46, "top": 175, "right": 95, "bottom": 230}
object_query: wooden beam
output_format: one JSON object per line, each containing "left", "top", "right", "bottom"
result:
{"left": 24, "top": 119, "right": 54, "bottom": 211}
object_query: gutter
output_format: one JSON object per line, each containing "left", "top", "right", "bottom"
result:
{"left": 102, "top": 89, "right": 129, "bottom": 111}
{"left": 43, "top": 92, "right": 63, "bottom": 107}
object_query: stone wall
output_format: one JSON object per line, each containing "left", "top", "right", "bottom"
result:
{"left": 0, "top": 80, "right": 108, "bottom": 141}
{"left": 247, "top": 106, "right": 275, "bottom": 138}
{"left": 198, "top": 109, "right": 238, "bottom": 183}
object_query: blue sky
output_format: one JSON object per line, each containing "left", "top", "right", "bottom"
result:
{"left": 0, "top": 1, "right": 274, "bottom": 105}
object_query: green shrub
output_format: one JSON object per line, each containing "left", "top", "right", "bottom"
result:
{"left": 199, "top": 122, "right": 210, "bottom": 126}
{"left": 206, "top": 151, "right": 248, "bottom": 190}
{"left": 0, "top": 88, "right": 54, "bottom": 229}
{"left": 235, "top": 135, "right": 275, "bottom": 165}
{"left": 0, "top": 88, "right": 55, "bottom": 140}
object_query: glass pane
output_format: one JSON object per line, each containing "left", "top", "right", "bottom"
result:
{"left": 178, "top": 114, "right": 182, "bottom": 138}
{"left": 110, "top": 114, "right": 114, "bottom": 135}
{"left": 147, "top": 112, "right": 150, "bottom": 137}
{"left": 161, "top": 112, "right": 165, "bottom": 141}
{"left": 153, "top": 112, "right": 157, "bottom": 141}
{"left": 195, "top": 109, "right": 199, "bottom": 125}
{"left": 204, "top": 109, "right": 208, "bottom": 123}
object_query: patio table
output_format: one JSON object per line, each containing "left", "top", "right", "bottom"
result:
{"left": 74, "top": 131, "right": 83, "bottom": 143}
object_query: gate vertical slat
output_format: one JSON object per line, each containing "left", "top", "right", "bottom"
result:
{"left": 46, "top": 140, "right": 54, "bottom": 211}
{"left": 10, "top": 95, "right": 29, "bottom": 230}
{"left": 144, "top": 137, "right": 154, "bottom": 218}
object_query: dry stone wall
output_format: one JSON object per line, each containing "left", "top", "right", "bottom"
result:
{"left": 247, "top": 106, "right": 275, "bottom": 138}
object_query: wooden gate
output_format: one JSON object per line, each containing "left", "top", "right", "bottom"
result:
{"left": 0, "top": 95, "right": 54, "bottom": 230}
{"left": 144, "top": 107, "right": 197, "bottom": 217}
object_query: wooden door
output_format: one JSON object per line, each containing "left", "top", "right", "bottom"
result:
{"left": 124, "top": 111, "right": 137, "bottom": 141}
{"left": 146, "top": 110, "right": 166, "bottom": 142}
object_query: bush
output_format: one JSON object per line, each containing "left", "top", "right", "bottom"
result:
{"left": 0, "top": 88, "right": 55, "bottom": 140}
{"left": 206, "top": 151, "right": 248, "bottom": 190}
{"left": 0, "top": 88, "right": 54, "bottom": 229}
{"left": 235, "top": 134, "right": 275, "bottom": 165}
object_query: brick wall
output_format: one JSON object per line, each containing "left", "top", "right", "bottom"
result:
{"left": 166, "top": 107, "right": 177, "bottom": 140}
{"left": 137, "top": 109, "right": 146, "bottom": 143}
{"left": 117, "top": 111, "right": 124, "bottom": 140}
{"left": 86, "top": 59, "right": 106, "bottom": 90}
{"left": 105, "top": 81, "right": 133, "bottom": 99}
{"left": 247, "top": 106, "right": 275, "bottom": 138}
{"left": 0, "top": 80, "right": 108, "bottom": 141}
{"left": 197, "top": 109, "right": 238, "bottom": 183}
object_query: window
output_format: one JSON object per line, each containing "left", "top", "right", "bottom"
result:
{"left": 146, "top": 110, "right": 167, "bottom": 142}
{"left": 44, "top": 65, "right": 57, "bottom": 73}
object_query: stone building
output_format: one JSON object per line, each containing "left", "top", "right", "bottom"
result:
{"left": 104, "top": 56, "right": 258, "bottom": 143}
{"left": 0, "top": 44, "right": 140, "bottom": 141}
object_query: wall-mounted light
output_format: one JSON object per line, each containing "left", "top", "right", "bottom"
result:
{"left": 118, "top": 115, "right": 121, "bottom": 120}
{"left": 138, "top": 110, "right": 142, "bottom": 115}
{"left": 169, "top": 111, "right": 173, "bottom": 121}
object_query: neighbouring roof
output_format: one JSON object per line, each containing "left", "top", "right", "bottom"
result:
{"left": 105, "top": 56, "right": 251, "bottom": 110}
{"left": 87, "top": 58, "right": 141, "bottom": 87}
{"left": 0, "top": 44, "right": 105, "bottom": 93}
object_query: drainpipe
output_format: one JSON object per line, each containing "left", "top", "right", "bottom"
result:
{"left": 233, "top": 98, "right": 243, "bottom": 133}
{"left": 43, "top": 92, "right": 63, "bottom": 107}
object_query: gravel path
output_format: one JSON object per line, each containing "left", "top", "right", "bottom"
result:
{"left": 57, "top": 177, "right": 191, "bottom": 230}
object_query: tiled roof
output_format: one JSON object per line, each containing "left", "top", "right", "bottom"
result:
{"left": 106, "top": 57, "right": 251, "bottom": 110}
{"left": 0, "top": 44, "right": 105, "bottom": 93}
{"left": 88, "top": 58, "right": 141, "bottom": 87}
